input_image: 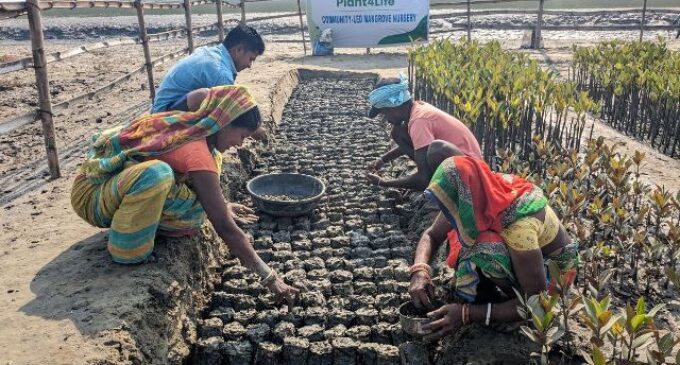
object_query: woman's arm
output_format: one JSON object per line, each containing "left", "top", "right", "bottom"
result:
{"left": 382, "top": 145, "right": 407, "bottom": 163}
{"left": 422, "top": 246, "right": 547, "bottom": 341}
{"left": 188, "top": 170, "right": 299, "bottom": 308}
{"left": 409, "top": 213, "right": 451, "bottom": 308}
{"left": 414, "top": 212, "right": 451, "bottom": 265}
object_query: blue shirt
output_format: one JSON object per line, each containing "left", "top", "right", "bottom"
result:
{"left": 152, "top": 44, "right": 237, "bottom": 113}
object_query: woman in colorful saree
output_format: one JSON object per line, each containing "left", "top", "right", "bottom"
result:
{"left": 71, "top": 85, "right": 299, "bottom": 307}
{"left": 408, "top": 141, "right": 579, "bottom": 341}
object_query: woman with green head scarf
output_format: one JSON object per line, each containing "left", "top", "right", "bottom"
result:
{"left": 408, "top": 141, "right": 578, "bottom": 340}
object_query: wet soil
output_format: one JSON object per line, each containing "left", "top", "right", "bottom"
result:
{"left": 192, "top": 74, "right": 419, "bottom": 364}
{"left": 262, "top": 194, "right": 301, "bottom": 202}
{"left": 189, "top": 72, "right": 542, "bottom": 365}
{"left": 399, "top": 301, "right": 444, "bottom": 319}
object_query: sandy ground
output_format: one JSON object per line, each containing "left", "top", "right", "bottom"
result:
{"left": 1, "top": 32, "right": 680, "bottom": 364}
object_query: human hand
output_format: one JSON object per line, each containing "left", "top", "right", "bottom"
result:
{"left": 408, "top": 271, "right": 436, "bottom": 309}
{"left": 421, "top": 304, "right": 463, "bottom": 342}
{"left": 251, "top": 126, "right": 268, "bottom": 141}
{"left": 366, "top": 173, "right": 384, "bottom": 186}
{"left": 265, "top": 278, "right": 300, "bottom": 312}
{"left": 228, "top": 203, "right": 258, "bottom": 225}
{"left": 368, "top": 157, "right": 384, "bottom": 172}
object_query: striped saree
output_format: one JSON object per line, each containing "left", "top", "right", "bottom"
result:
{"left": 71, "top": 86, "right": 255, "bottom": 264}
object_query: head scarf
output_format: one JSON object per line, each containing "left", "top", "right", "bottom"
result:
{"left": 81, "top": 85, "right": 257, "bottom": 183}
{"left": 425, "top": 156, "right": 547, "bottom": 246}
{"left": 368, "top": 74, "right": 412, "bottom": 109}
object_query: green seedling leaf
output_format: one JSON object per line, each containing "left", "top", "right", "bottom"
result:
{"left": 601, "top": 313, "right": 623, "bottom": 334}
{"left": 636, "top": 297, "right": 646, "bottom": 316}
{"left": 520, "top": 325, "right": 539, "bottom": 343}
{"left": 583, "top": 297, "right": 598, "bottom": 322}
{"left": 632, "top": 332, "right": 656, "bottom": 350}
{"left": 656, "top": 332, "right": 675, "bottom": 353}
{"left": 543, "top": 312, "right": 555, "bottom": 330}
{"left": 647, "top": 303, "right": 665, "bottom": 318}
{"left": 532, "top": 313, "right": 545, "bottom": 332}
{"left": 546, "top": 327, "right": 565, "bottom": 345}
{"left": 601, "top": 296, "right": 611, "bottom": 313}
{"left": 592, "top": 345, "right": 606, "bottom": 365}
{"left": 631, "top": 314, "right": 646, "bottom": 332}
{"left": 597, "top": 310, "right": 612, "bottom": 326}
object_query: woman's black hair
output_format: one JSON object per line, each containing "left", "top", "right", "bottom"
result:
{"left": 230, "top": 106, "right": 262, "bottom": 131}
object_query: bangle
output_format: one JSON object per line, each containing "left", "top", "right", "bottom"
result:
{"left": 410, "top": 268, "right": 431, "bottom": 278}
{"left": 409, "top": 263, "right": 432, "bottom": 276}
{"left": 485, "top": 303, "right": 492, "bottom": 326}
{"left": 461, "top": 304, "right": 468, "bottom": 326}
{"left": 261, "top": 270, "right": 277, "bottom": 286}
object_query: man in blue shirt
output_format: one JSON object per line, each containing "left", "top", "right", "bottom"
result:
{"left": 152, "top": 24, "right": 265, "bottom": 113}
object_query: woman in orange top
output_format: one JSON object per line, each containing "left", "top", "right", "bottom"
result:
{"left": 71, "top": 86, "right": 299, "bottom": 308}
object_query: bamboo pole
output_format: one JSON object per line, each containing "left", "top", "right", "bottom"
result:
{"left": 466, "top": 0, "right": 471, "bottom": 40}
{"left": 295, "top": 0, "right": 307, "bottom": 54}
{"left": 135, "top": 1, "right": 155, "bottom": 100}
{"left": 26, "top": 0, "right": 60, "bottom": 179}
{"left": 639, "top": 0, "right": 647, "bottom": 41}
{"left": 184, "top": 0, "right": 194, "bottom": 53}
{"left": 532, "top": 0, "right": 545, "bottom": 49}
{"left": 216, "top": 0, "right": 225, "bottom": 41}
{"left": 240, "top": 0, "right": 246, "bottom": 24}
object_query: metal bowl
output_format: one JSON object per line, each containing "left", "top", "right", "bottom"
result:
{"left": 246, "top": 173, "right": 326, "bottom": 217}
{"left": 399, "top": 300, "right": 442, "bottom": 337}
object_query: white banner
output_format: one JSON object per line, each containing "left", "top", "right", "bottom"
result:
{"left": 306, "top": 0, "right": 429, "bottom": 48}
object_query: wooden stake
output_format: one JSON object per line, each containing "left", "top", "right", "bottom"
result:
{"left": 466, "top": 0, "right": 471, "bottom": 41}
{"left": 184, "top": 0, "right": 194, "bottom": 53}
{"left": 135, "top": 1, "right": 155, "bottom": 100}
{"left": 639, "top": 0, "right": 647, "bottom": 42}
{"left": 240, "top": 0, "right": 246, "bottom": 24}
{"left": 532, "top": 0, "right": 545, "bottom": 49}
{"left": 216, "top": 0, "right": 225, "bottom": 42}
{"left": 296, "top": 0, "right": 307, "bottom": 54}
{"left": 26, "top": 0, "right": 60, "bottom": 179}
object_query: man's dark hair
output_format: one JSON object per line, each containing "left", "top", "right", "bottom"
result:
{"left": 223, "top": 24, "right": 265, "bottom": 55}
{"left": 230, "top": 106, "right": 262, "bottom": 131}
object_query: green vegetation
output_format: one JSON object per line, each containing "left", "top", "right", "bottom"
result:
{"left": 501, "top": 138, "right": 680, "bottom": 364}
{"left": 572, "top": 40, "right": 680, "bottom": 158}
{"left": 409, "top": 38, "right": 597, "bottom": 160}
{"left": 411, "top": 38, "right": 680, "bottom": 364}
